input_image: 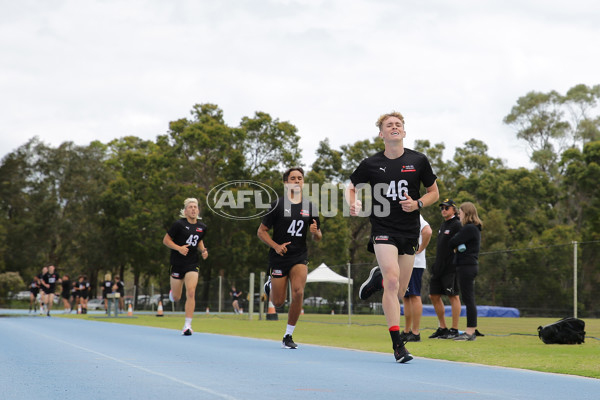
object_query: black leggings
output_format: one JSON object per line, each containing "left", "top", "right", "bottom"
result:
{"left": 457, "top": 264, "right": 478, "bottom": 328}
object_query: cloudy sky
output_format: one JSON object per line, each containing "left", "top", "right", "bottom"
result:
{"left": 2, "top": 0, "right": 599, "bottom": 170}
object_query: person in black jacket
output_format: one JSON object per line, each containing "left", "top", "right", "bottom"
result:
{"left": 449, "top": 202, "right": 482, "bottom": 341}
{"left": 428, "top": 199, "right": 462, "bottom": 339}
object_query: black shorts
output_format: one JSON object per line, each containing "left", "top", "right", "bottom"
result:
{"left": 404, "top": 268, "right": 424, "bottom": 297}
{"left": 170, "top": 264, "right": 200, "bottom": 280}
{"left": 368, "top": 235, "right": 419, "bottom": 255}
{"left": 30, "top": 289, "right": 40, "bottom": 296}
{"left": 61, "top": 291, "right": 70, "bottom": 300}
{"left": 80, "top": 291, "right": 89, "bottom": 300}
{"left": 41, "top": 287, "right": 55, "bottom": 295}
{"left": 429, "top": 272, "right": 460, "bottom": 296}
{"left": 269, "top": 253, "right": 308, "bottom": 278}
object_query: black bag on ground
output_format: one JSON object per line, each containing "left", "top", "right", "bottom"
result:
{"left": 537, "top": 317, "right": 585, "bottom": 344}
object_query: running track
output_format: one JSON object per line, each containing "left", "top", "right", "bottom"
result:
{"left": 1, "top": 314, "right": 599, "bottom": 400}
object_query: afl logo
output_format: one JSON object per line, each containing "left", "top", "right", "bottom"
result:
{"left": 206, "top": 180, "right": 278, "bottom": 220}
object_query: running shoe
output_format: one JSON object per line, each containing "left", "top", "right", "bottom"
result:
{"left": 440, "top": 328, "right": 459, "bottom": 339}
{"left": 453, "top": 332, "right": 476, "bottom": 341}
{"left": 169, "top": 290, "right": 174, "bottom": 303}
{"left": 264, "top": 276, "right": 271, "bottom": 298}
{"left": 428, "top": 327, "right": 449, "bottom": 339}
{"left": 406, "top": 332, "right": 421, "bottom": 342}
{"left": 282, "top": 334, "right": 298, "bottom": 349}
{"left": 358, "top": 266, "right": 383, "bottom": 300}
{"left": 182, "top": 327, "right": 193, "bottom": 336}
{"left": 394, "top": 342, "right": 413, "bottom": 363}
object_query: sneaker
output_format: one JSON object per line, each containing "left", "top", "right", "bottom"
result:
{"left": 282, "top": 334, "right": 298, "bottom": 349}
{"left": 440, "top": 328, "right": 459, "bottom": 339}
{"left": 406, "top": 332, "right": 421, "bottom": 342}
{"left": 264, "top": 276, "right": 271, "bottom": 298}
{"left": 359, "top": 266, "right": 383, "bottom": 300}
{"left": 182, "top": 326, "right": 193, "bottom": 336}
{"left": 168, "top": 290, "right": 174, "bottom": 303}
{"left": 399, "top": 331, "right": 409, "bottom": 341}
{"left": 453, "top": 332, "right": 476, "bottom": 341}
{"left": 428, "top": 327, "right": 449, "bottom": 339}
{"left": 394, "top": 342, "right": 413, "bottom": 363}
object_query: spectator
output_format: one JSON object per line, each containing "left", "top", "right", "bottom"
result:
{"left": 449, "top": 202, "right": 483, "bottom": 341}
{"left": 428, "top": 199, "right": 463, "bottom": 339}
{"left": 402, "top": 215, "right": 432, "bottom": 342}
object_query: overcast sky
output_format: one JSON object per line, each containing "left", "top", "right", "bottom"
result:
{"left": 2, "top": 0, "right": 599, "bottom": 171}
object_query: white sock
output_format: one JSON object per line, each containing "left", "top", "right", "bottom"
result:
{"left": 184, "top": 318, "right": 192, "bottom": 329}
{"left": 285, "top": 324, "right": 295, "bottom": 336}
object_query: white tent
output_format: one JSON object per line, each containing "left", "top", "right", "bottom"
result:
{"left": 306, "top": 263, "right": 352, "bottom": 284}
{"left": 306, "top": 263, "right": 353, "bottom": 324}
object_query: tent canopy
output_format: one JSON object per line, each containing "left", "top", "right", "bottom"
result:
{"left": 306, "top": 263, "right": 353, "bottom": 284}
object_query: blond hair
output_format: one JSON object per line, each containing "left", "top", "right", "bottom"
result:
{"left": 376, "top": 112, "right": 405, "bottom": 130}
{"left": 179, "top": 198, "right": 200, "bottom": 218}
{"left": 104, "top": 273, "right": 112, "bottom": 281}
{"left": 459, "top": 202, "right": 483, "bottom": 228}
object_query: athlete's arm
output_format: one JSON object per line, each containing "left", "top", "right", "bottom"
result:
{"left": 198, "top": 240, "right": 208, "bottom": 259}
{"left": 257, "top": 223, "right": 291, "bottom": 256}
{"left": 162, "top": 233, "right": 189, "bottom": 256}
{"left": 400, "top": 182, "right": 440, "bottom": 212}
{"left": 344, "top": 182, "right": 363, "bottom": 216}
{"left": 309, "top": 219, "right": 322, "bottom": 242}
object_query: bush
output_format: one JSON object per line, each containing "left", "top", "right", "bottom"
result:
{"left": 0, "top": 272, "right": 25, "bottom": 305}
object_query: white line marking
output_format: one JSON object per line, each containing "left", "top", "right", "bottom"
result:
{"left": 36, "top": 331, "right": 238, "bottom": 400}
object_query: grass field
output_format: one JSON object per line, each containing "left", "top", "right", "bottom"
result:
{"left": 60, "top": 312, "right": 600, "bottom": 379}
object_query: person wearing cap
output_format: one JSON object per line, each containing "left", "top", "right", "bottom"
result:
{"left": 347, "top": 111, "right": 439, "bottom": 363}
{"left": 428, "top": 198, "right": 463, "bottom": 339}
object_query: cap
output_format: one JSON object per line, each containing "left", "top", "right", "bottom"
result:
{"left": 439, "top": 198, "right": 456, "bottom": 207}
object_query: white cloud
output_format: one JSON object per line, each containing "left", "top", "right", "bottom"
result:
{"left": 2, "top": 0, "right": 600, "bottom": 174}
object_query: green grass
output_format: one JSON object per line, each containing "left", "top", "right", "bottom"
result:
{"left": 59, "top": 312, "right": 600, "bottom": 379}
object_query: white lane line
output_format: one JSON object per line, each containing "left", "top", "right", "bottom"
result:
{"left": 36, "top": 331, "right": 238, "bottom": 400}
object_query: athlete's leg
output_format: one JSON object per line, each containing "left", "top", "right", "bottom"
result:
{"left": 182, "top": 271, "right": 199, "bottom": 320}
{"left": 47, "top": 293, "right": 54, "bottom": 312}
{"left": 374, "top": 244, "right": 401, "bottom": 329}
{"left": 286, "top": 264, "right": 307, "bottom": 327}
{"left": 170, "top": 276, "right": 184, "bottom": 302}
{"left": 270, "top": 275, "right": 289, "bottom": 308}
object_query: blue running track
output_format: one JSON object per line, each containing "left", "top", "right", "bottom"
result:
{"left": 1, "top": 315, "right": 599, "bottom": 400}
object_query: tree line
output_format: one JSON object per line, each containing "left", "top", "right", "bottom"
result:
{"left": 1, "top": 84, "right": 599, "bottom": 316}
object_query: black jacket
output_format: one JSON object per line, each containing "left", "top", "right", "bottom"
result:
{"left": 449, "top": 223, "right": 481, "bottom": 266}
